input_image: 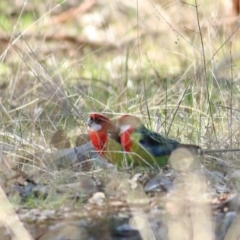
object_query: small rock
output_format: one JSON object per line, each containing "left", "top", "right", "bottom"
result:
{"left": 39, "top": 224, "right": 88, "bottom": 240}
{"left": 215, "top": 211, "right": 237, "bottom": 240}
{"left": 88, "top": 192, "right": 106, "bottom": 206}
{"left": 145, "top": 176, "right": 173, "bottom": 193}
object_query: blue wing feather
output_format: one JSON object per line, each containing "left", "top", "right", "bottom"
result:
{"left": 135, "top": 125, "right": 180, "bottom": 157}
{"left": 140, "top": 142, "right": 179, "bottom": 157}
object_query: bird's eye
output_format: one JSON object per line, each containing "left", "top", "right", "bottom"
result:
{"left": 95, "top": 118, "right": 102, "bottom": 124}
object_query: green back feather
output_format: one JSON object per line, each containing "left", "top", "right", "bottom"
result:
{"left": 128, "top": 131, "right": 169, "bottom": 167}
{"left": 125, "top": 125, "right": 180, "bottom": 167}
{"left": 104, "top": 138, "right": 131, "bottom": 168}
{"left": 135, "top": 125, "right": 179, "bottom": 147}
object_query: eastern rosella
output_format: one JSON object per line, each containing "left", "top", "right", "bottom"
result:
{"left": 87, "top": 113, "right": 127, "bottom": 167}
{"left": 117, "top": 115, "right": 201, "bottom": 167}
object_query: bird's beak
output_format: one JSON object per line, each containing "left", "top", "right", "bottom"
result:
{"left": 87, "top": 118, "right": 93, "bottom": 127}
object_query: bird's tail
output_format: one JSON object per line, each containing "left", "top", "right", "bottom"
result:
{"left": 177, "top": 144, "right": 201, "bottom": 155}
{"left": 177, "top": 144, "right": 240, "bottom": 155}
{"left": 200, "top": 148, "right": 240, "bottom": 154}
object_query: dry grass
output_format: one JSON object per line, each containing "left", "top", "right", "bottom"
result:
{"left": 1, "top": 0, "right": 240, "bottom": 239}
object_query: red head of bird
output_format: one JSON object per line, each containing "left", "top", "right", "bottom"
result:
{"left": 88, "top": 113, "right": 116, "bottom": 154}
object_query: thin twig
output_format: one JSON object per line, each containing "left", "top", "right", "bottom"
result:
{"left": 194, "top": 0, "right": 216, "bottom": 139}
{"left": 136, "top": 0, "right": 151, "bottom": 128}
{"left": 229, "top": 42, "right": 233, "bottom": 152}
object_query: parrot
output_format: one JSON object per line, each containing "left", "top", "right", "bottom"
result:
{"left": 87, "top": 113, "right": 129, "bottom": 167}
{"left": 89, "top": 114, "right": 240, "bottom": 168}
{"left": 117, "top": 115, "right": 201, "bottom": 167}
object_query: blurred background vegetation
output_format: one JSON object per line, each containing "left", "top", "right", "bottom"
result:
{"left": 1, "top": 0, "right": 240, "bottom": 239}
{"left": 1, "top": 0, "right": 239, "bottom": 149}
{"left": 0, "top": 0, "right": 239, "bottom": 144}
{"left": 0, "top": 0, "right": 240, "bottom": 177}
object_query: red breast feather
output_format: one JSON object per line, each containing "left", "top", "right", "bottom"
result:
{"left": 88, "top": 130, "right": 108, "bottom": 155}
{"left": 120, "top": 128, "right": 134, "bottom": 152}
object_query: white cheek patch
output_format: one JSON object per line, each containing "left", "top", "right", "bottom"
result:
{"left": 88, "top": 122, "right": 102, "bottom": 132}
{"left": 120, "top": 124, "right": 131, "bottom": 134}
